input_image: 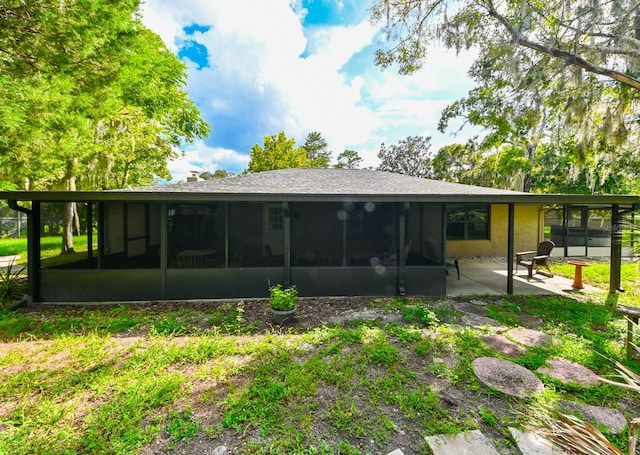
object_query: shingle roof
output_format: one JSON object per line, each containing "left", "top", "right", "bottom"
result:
{"left": 3, "top": 168, "right": 638, "bottom": 205}
{"left": 118, "top": 168, "right": 524, "bottom": 196}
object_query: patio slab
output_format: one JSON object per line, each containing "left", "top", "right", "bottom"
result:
{"left": 447, "top": 261, "right": 601, "bottom": 297}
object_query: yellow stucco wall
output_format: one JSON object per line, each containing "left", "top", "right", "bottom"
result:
{"left": 446, "top": 204, "right": 543, "bottom": 257}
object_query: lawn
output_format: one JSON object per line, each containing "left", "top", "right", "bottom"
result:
{"left": 551, "top": 260, "right": 640, "bottom": 307}
{"left": 0, "top": 296, "right": 638, "bottom": 454}
{"left": 0, "top": 236, "right": 93, "bottom": 266}
{"left": 1, "top": 239, "right": 639, "bottom": 453}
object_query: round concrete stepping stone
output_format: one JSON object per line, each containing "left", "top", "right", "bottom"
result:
{"left": 482, "top": 334, "right": 528, "bottom": 358}
{"left": 472, "top": 357, "right": 544, "bottom": 398}
{"left": 537, "top": 359, "right": 600, "bottom": 387}
{"left": 560, "top": 401, "right": 627, "bottom": 434}
{"left": 506, "top": 328, "right": 552, "bottom": 348}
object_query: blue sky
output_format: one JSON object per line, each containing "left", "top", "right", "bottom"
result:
{"left": 141, "top": 0, "right": 478, "bottom": 181}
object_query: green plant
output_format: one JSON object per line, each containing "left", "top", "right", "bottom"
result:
{"left": 269, "top": 284, "right": 298, "bottom": 311}
{"left": 326, "top": 398, "right": 366, "bottom": 437}
{"left": 478, "top": 407, "right": 498, "bottom": 425}
{"left": 364, "top": 340, "right": 400, "bottom": 366}
{"left": 402, "top": 305, "right": 439, "bottom": 327}
{"left": 150, "top": 315, "right": 191, "bottom": 336}
{"left": 166, "top": 407, "right": 199, "bottom": 450}
{"left": 0, "top": 259, "right": 26, "bottom": 307}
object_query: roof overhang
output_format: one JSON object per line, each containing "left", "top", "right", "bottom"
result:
{"left": 1, "top": 190, "right": 639, "bottom": 207}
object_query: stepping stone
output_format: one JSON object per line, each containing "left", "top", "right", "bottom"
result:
{"left": 508, "top": 427, "right": 568, "bottom": 454}
{"left": 482, "top": 334, "right": 527, "bottom": 358}
{"left": 472, "top": 357, "right": 544, "bottom": 398}
{"left": 560, "top": 401, "right": 627, "bottom": 434}
{"left": 455, "top": 302, "right": 490, "bottom": 317}
{"left": 424, "top": 430, "right": 500, "bottom": 455}
{"left": 331, "top": 310, "right": 403, "bottom": 325}
{"left": 460, "top": 314, "right": 507, "bottom": 331}
{"left": 505, "top": 328, "right": 552, "bottom": 348}
{"left": 386, "top": 450, "right": 404, "bottom": 455}
{"left": 537, "top": 359, "right": 600, "bottom": 387}
{"left": 515, "top": 314, "right": 544, "bottom": 329}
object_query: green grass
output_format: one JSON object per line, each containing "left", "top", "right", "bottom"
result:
{"left": 552, "top": 261, "right": 638, "bottom": 291}
{"left": 0, "top": 296, "right": 638, "bottom": 454}
{"left": 0, "top": 236, "right": 93, "bottom": 267}
{"left": 551, "top": 260, "right": 640, "bottom": 306}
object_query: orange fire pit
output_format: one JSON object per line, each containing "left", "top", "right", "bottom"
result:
{"left": 567, "top": 260, "right": 590, "bottom": 289}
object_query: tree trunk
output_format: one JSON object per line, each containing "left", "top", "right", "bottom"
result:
{"left": 523, "top": 143, "right": 536, "bottom": 193}
{"left": 61, "top": 160, "right": 77, "bottom": 255}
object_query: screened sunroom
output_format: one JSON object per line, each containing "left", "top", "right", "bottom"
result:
{"left": 3, "top": 168, "right": 638, "bottom": 302}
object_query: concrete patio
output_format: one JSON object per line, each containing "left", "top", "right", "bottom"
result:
{"left": 446, "top": 261, "right": 602, "bottom": 297}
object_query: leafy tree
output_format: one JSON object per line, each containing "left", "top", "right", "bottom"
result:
{"left": 246, "top": 132, "right": 311, "bottom": 173}
{"left": 200, "top": 170, "right": 234, "bottom": 180}
{"left": 430, "top": 142, "right": 528, "bottom": 190}
{"left": 377, "top": 136, "right": 431, "bottom": 177}
{"left": 303, "top": 131, "right": 332, "bottom": 168}
{"left": 0, "top": 0, "right": 209, "bottom": 252}
{"left": 371, "top": 0, "right": 640, "bottom": 194}
{"left": 435, "top": 139, "right": 640, "bottom": 193}
{"left": 334, "top": 149, "right": 362, "bottom": 169}
{"left": 438, "top": 48, "right": 549, "bottom": 191}
{"left": 430, "top": 142, "right": 482, "bottom": 184}
{"left": 531, "top": 141, "right": 637, "bottom": 194}
{"left": 370, "top": 0, "right": 640, "bottom": 91}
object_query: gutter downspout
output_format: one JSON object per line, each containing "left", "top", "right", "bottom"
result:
{"left": 7, "top": 200, "right": 40, "bottom": 303}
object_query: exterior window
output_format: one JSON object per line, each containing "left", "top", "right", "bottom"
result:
{"left": 268, "top": 207, "right": 284, "bottom": 231}
{"left": 447, "top": 204, "right": 490, "bottom": 240}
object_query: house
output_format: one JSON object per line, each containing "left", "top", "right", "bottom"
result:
{"left": 2, "top": 168, "right": 638, "bottom": 302}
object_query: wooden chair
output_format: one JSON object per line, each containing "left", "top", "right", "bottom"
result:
{"left": 515, "top": 240, "right": 555, "bottom": 278}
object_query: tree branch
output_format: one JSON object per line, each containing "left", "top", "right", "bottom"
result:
{"left": 518, "top": 38, "right": 640, "bottom": 90}
{"left": 484, "top": 3, "right": 640, "bottom": 91}
{"left": 577, "top": 43, "right": 640, "bottom": 58}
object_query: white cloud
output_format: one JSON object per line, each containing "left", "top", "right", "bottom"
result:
{"left": 168, "top": 140, "right": 250, "bottom": 182}
{"left": 141, "top": 0, "right": 479, "bottom": 177}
